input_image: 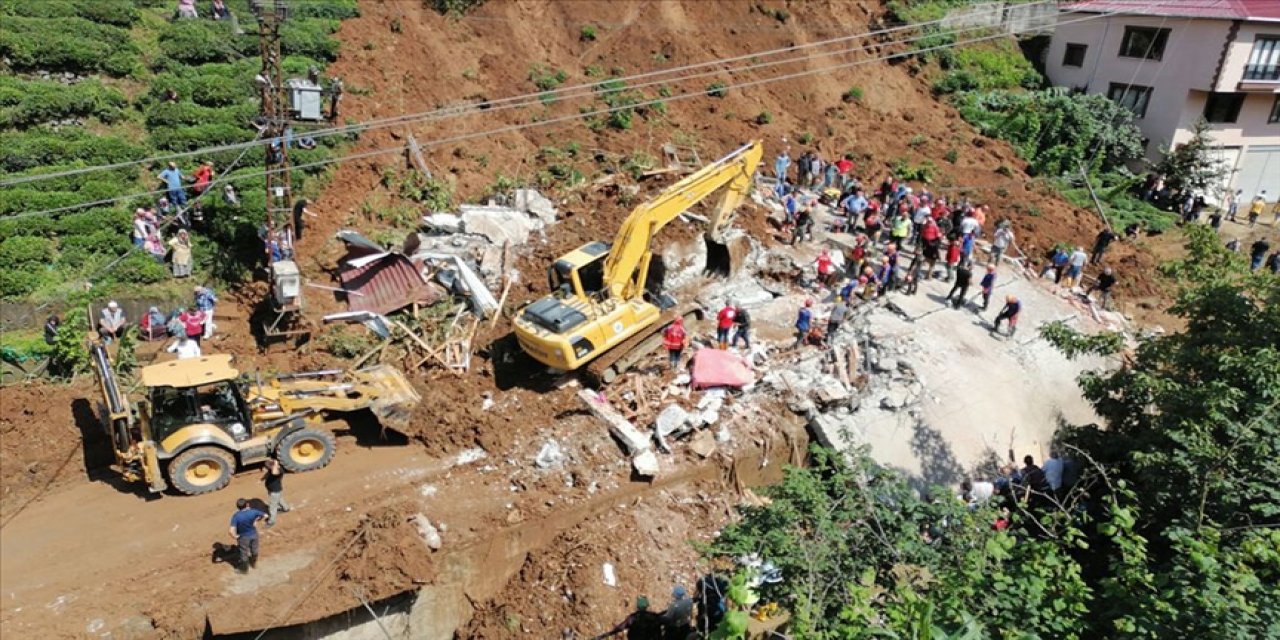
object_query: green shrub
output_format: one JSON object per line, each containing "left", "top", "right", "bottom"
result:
{"left": 891, "top": 157, "right": 937, "bottom": 182}
{"left": 529, "top": 64, "right": 568, "bottom": 91}
{"left": 104, "top": 253, "right": 168, "bottom": 286}
{"left": 0, "top": 17, "right": 139, "bottom": 76}
{"left": 580, "top": 25, "right": 597, "bottom": 41}
{"left": 756, "top": 111, "right": 773, "bottom": 125}
{"left": 58, "top": 231, "right": 128, "bottom": 267}
{"left": 944, "top": 148, "right": 959, "bottom": 163}
{"left": 934, "top": 42, "right": 1041, "bottom": 95}
{"left": 0, "top": 268, "right": 47, "bottom": 300}
{"left": 158, "top": 20, "right": 255, "bottom": 65}
{"left": 0, "top": 129, "right": 148, "bottom": 173}
{"left": 281, "top": 19, "right": 342, "bottom": 61}
{"left": 148, "top": 123, "right": 256, "bottom": 151}
{"left": 0, "top": 77, "right": 128, "bottom": 128}
{"left": 1, "top": 0, "right": 138, "bottom": 27}
{"left": 0, "top": 236, "right": 55, "bottom": 266}
{"left": 55, "top": 209, "right": 132, "bottom": 237}
{"left": 292, "top": 0, "right": 359, "bottom": 19}
{"left": 798, "top": 132, "right": 814, "bottom": 144}
{"left": 706, "top": 82, "right": 729, "bottom": 98}
{"left": 431, "top": 0, "right": 486, "bottom": 15}
{"left": 144, "top": 101, "right": 257, "bottom": 129}
{"left": 842, "top": 86, "right": 864, "bottom": 103}
{"left": 0, "top": 215, "right": 57, "bottom": 238}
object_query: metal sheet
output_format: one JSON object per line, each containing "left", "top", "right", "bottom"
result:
{"left": 338, "top": 253, "right": 438, "bottom": 315}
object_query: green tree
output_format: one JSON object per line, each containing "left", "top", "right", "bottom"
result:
{"left": 1046, "top": 225, "right": 1280, "bottom": 637}
{"left": 1154, "top": 118, "right": 1228, "bottom": 196}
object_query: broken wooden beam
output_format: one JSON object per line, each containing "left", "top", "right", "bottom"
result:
{"left": 577, "top": 388, "right": 651, "bottom": 455}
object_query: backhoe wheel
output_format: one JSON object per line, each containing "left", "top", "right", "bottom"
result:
{"left": 277, "top": 428, "right": 336, "bottom": 473}
{"left": 168, "top": 447, "right": 235, "bottom": 495}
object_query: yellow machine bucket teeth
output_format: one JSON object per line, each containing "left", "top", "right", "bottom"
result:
{"left": 353, "top": 365, "right": 421, "bottom": 429}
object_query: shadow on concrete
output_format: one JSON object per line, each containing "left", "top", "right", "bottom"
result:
{"left": 909, "top": 419, "right": 967, "bottom": 490}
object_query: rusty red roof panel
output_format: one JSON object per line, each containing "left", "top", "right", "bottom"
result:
{"left": 338, "top": 254, "right": 438, "bottom": 315}
{"left": 1065, "top": 0, "right": 1280, "bottom": 21}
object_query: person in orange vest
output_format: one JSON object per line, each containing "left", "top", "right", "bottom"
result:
{"left": 715, "top": 301, "right": 736, "bottom": 350}
{"left": 663, "top": 317, "right": 689, "bottom": 371}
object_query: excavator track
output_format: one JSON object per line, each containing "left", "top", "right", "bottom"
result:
{"left": 583, "top": 305, "right": 703, "bottom": 386}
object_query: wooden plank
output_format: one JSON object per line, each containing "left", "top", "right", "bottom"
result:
{"left": 490, "top": 278, "right": 514, "bottom": 329}
{"left": 577, "top": 388, "right": 651, "bottom": 454}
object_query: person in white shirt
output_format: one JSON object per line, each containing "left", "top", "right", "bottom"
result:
{"left": 1063, "top": 246, "right": 1089, "bottom": 289}
{"left": 1042, "top": 451, "right": 1065, "bottom": 496}
{"left": 167, "top": 335, "right": 202, "bottom": 360}
{"left": 960, "top": 479, "right": 995, "bottom": 505}
{"left": 990, "top": 225, "right": 1015, "bottom": 265}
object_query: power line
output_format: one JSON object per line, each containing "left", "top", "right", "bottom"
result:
{"left": 0, "top": 2, "right": 1061, "bottom": 188}
{"left": 4, "top": 9, "right": 1108, "bottom": 225}
{"left": 2, "top": 10, "right": 1118, "bottom": 328}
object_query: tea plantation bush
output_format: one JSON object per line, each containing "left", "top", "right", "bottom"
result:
{"left": 0, "top": 78, "right": 128, "bottom": 128}
{"left": 0, "top": 17, "right": 140, "bottom": 76}
{"left": 0, "top": 129, "right": 147, "bottom": 174}
{"left": 1, "top": 0, "right": 139, "bottom": 27}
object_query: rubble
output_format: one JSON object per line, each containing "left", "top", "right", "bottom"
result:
{"left": 412, "top": 514, "right": 443, "bottom": 551}
{"left": 631, "top": 450, "right": 660, "bottom": 477}
{"left": 458, "top": 205, "right": 542, "bottom": 245}
{"left": 534, "top": 440, "right": 567, "bottom": 469}
{"left": 655, "top": 404, "right": 691, "bottom": 438}
{"left": 514, "top": 188, "right": 559, "bottom": 225}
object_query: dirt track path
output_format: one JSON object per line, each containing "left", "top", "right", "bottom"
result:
{"left": 0, "top": 437, "right": 440, "bottom": 638}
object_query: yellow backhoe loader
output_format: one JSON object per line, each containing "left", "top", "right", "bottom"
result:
{"left": 513, "top": 140, "right": 763, "bottom": 383}
{"left": 90, "top": 344, "right": 419, "bottom": 495}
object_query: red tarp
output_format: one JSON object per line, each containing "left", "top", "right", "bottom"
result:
{"left": 690, "top": 348, "right": 755, "bottom": 389}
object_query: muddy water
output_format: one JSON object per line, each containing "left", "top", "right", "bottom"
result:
{"left": 218, "top": 420, "right": 808, "bottom": 639}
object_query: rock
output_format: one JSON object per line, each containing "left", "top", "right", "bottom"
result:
{"left": 412, "top": 514, "right": 443, "bottom": 550}
{"left": 879, "top": 387, "right": 914, "bottom": 411}
{"left": 787, "top": 398, "right": 816, "bottom": 415}
{"left": 423, "top": 213, "right": 462, "bottom": 233}
{"left": 632, "top": 450, "right": 660, "bottom": 477}
{"left": 655, "top": 404, "right": 691, "bottom": 437}
{"left": 534, "top": 440, "right": 566, "bottom": 469}
{"left": 515, "top": 188, "right": 558, "bottom": 224}
{"left": 873, "top": 358, "right": 899, "bottom": 373}
{"left": 672, "top": 373, "right": 692, "bottom": 386}
{"left": 699, "top": 409, "right": 720, "bottom": 426}
{"left": 579, "top": 389, "right": 651, "bottom": 454}
{"left": 813, "top": 380, "right": 851, "bottom": 407}
{"left": 690, "top": 430, "right": 717, "bottom": 458}
{"left": 697, "top": 389, "right": 726, "bottom": 411}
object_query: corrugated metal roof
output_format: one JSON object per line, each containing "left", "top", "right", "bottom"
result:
{"left": 338, "top": 253, "right": 439, "bottom": 315}
{"left": 1065, "top": 0, "right": 1280, "bottom": 21}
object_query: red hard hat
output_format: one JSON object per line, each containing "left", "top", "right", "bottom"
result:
{"left": 673, "top": 316, "right": 684, "bottom": 325}
{"left": 805, "top": 298, "right": 813, "bottom": 307}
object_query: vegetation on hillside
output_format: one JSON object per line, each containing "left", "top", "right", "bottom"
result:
{"left": 0, "top": 0, "right": 357, "bottom": 302}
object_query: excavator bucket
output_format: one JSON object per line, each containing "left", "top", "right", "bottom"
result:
{"left": 705, "top": 232, "right": 753, "bottom": 278}
{"left": 350, "top": 364, "right": 421, "bottom": 430}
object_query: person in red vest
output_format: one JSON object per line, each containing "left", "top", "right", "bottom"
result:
{"left": 815, "top": 249, "right": 835, "bottom": 287}
{"left": 662, "top": 317, "right": 689, "bottom": 371}
{"left": 179, "top": 305, "right": 206, "bottom": 345}
{"left": 715, "top": 302, "right": 736, "bottom": 350}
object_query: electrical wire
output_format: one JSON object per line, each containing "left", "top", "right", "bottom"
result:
{"left": 0, "top": 1, "right": 1062, "bottom": 188}
{"left": 3, "top": 10, "right": 1113, "bottom": 224}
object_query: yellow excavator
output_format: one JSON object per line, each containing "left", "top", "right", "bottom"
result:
{"left": 90, "top": 344, "right": 419, "bottom": 495}
{"left": 513, "top": 140, "right": 763, "bottom": 383}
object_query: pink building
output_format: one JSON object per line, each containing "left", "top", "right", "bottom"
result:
{"left": 1045, "top": 0, "right": 1280, "bottom": 200}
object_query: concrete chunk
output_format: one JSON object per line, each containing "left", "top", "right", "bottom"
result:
{"left": 578, "top": 389, "right": 651, "bottom": 454}
{"left": 632, "top": 450, "right": 660, "bottom": 477}
{"left": 655, "top": 404, "right": 690, "bottom": 437}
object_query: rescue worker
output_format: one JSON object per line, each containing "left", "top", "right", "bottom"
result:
{"left": 662, "top": 317, "right": 688, "bottom": 371}
{"left": 594, "top": 596, "right": 663, "bottom": 639}
{"left": 979, "top": 264, "right": 997, "bottom": 311}
{"left": 731, "top": 303, "right": 752, "bottom": 349}
{"left": 991, "top": 294, "right": 1022, "bottom": 337}
{"left": 715, "top": 302, "right": 736, "bottom": 350}
{"left": 793, "top": 299, "right": 814, "bottom": 348}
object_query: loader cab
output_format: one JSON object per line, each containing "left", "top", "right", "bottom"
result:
{"left": 139, "top": 356, "right": 252, "bottom": 449}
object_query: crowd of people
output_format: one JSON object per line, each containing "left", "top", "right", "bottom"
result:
{"left": 45, "top": 286, "right": 221, "bottom": 357}
{"left": 960, "top": 450, "right": 1084, "bottom": 531}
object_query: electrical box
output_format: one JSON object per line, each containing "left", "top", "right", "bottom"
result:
{"left": 287, "top": 79, "right": 324, "bottom": 121}
{"left": 272, "top": 260, "right": 302, "bottom": 307}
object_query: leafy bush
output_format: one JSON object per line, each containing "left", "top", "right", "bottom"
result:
{"left": 281, "top": 19, "right": 342, "bottom": 61}
{"left": 1, "top": 0, "right": 138, "bottom": 27}
{"left": 706, "top": 82, "right": 729, "bottom": 98}
{"left": 0, "top": 17, "right": 139, "bottom": 76}
{"left": 580, "top": 25, "right": 597, "bottom": 41}
{"left": 0, "top": 268, "right": 48, "bottom": 300}
{"left": 0, "top": 77, "right": 128, "bottom": 128}
{"left": 0, "top": 236, "right": 56, "bottom": 267}
{"left": 431, "top": 0, "right": 486, "bottom": 15}
{"left": 0, "top": 129, "right": 147, "bottom": 174}
{"left": 157, "top": 20, "right": 255, "bottom": 65}
{"left": 956, "top": 89, "right": 1145, "bottom": 176}
{"left": 1057, "top": 175, "right": 1178, "bottom": 232}
{"left": 103, "top": 253, "right": 168, "bottom": 286}
{"left": 529, "top": 64, "right": 568, "bottom": 91}
{"left": 842, "top": 86, "right": 864, "bottom": 103}
{"left": 0, "top": 215, "right": 57, "bottom": 239}
{"left": 756, "top": 111, "right": 773, "bottom": 125}
{"left": 933, "top": 41, "right": 1042, "bottom": 94}
{"left": 891, "top": 157, "right": 938, "bottom": 182}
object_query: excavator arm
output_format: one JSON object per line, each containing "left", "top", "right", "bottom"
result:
{"left": 602, "top": 140, "right": 763, "bottom": 300}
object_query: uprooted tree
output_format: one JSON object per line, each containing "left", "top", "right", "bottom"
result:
{"left": 705, "top": 226, "right": 1280, "bottom": 639}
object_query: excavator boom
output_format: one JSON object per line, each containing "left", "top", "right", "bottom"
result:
{"left": 513, "top": 141, "right": 763, "bottom": 378}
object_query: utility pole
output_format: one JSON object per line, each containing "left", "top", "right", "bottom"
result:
{"left": 251, "top": 0, "right": 293, "bottom": 237}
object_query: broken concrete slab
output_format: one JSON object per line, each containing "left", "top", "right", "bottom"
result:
{"left": 534, "top": 440, "right": 566, "bottom": 469}
{"left": 514, "top": 188, "right": 558, "bottom": 225}
{"left": 689, "top": 430, "right": 717, "bottom": 458}
{"left": 578, "top": 389, "right": 651, "bottom": 454}
{"left": 418, "top": 253, "right": 499, "bottom": 317}
{"left": 632, "top": 450, "right": 660, "bottom": 477}
{"left": 423, "top": 213, "right": 462, "bottom": 233}
{"left": 459, "top": 205, "right": 541, "bottom": 245}
{"left": 655, "top": 404, "right": 691, "bottom": 438}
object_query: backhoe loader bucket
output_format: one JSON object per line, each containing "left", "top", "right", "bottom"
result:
{"left": 351, "top": 364, "right": 420, "bottom": 430}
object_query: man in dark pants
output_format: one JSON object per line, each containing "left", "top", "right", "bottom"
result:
{"left": 262, "top": 459, "right": 291, "bottom": 527}
{"left": 991, "top": 295, "right": 1022, "bottom": 337}
{"left": 229, "top": 498, "right": 267, "bottom": 573}
{"left": 1090, "top": 228, "right": 1117, "bottom": 265}
{"left": 730, "top": 304, "right": 752, "bottom": 349}
{"left": 945, "top": 263, "right": 972, "bottom": 309}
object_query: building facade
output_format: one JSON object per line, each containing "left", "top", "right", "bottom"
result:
{"left": 1045, "top": 0, "right": 1280, "bottom": 199}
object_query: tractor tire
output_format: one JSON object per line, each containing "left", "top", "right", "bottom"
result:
{"left": 277, "top": 428, "right": 336, "bottom": 473}
{"left": 168, "top": 446, "right": 236, "bottom": 495}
